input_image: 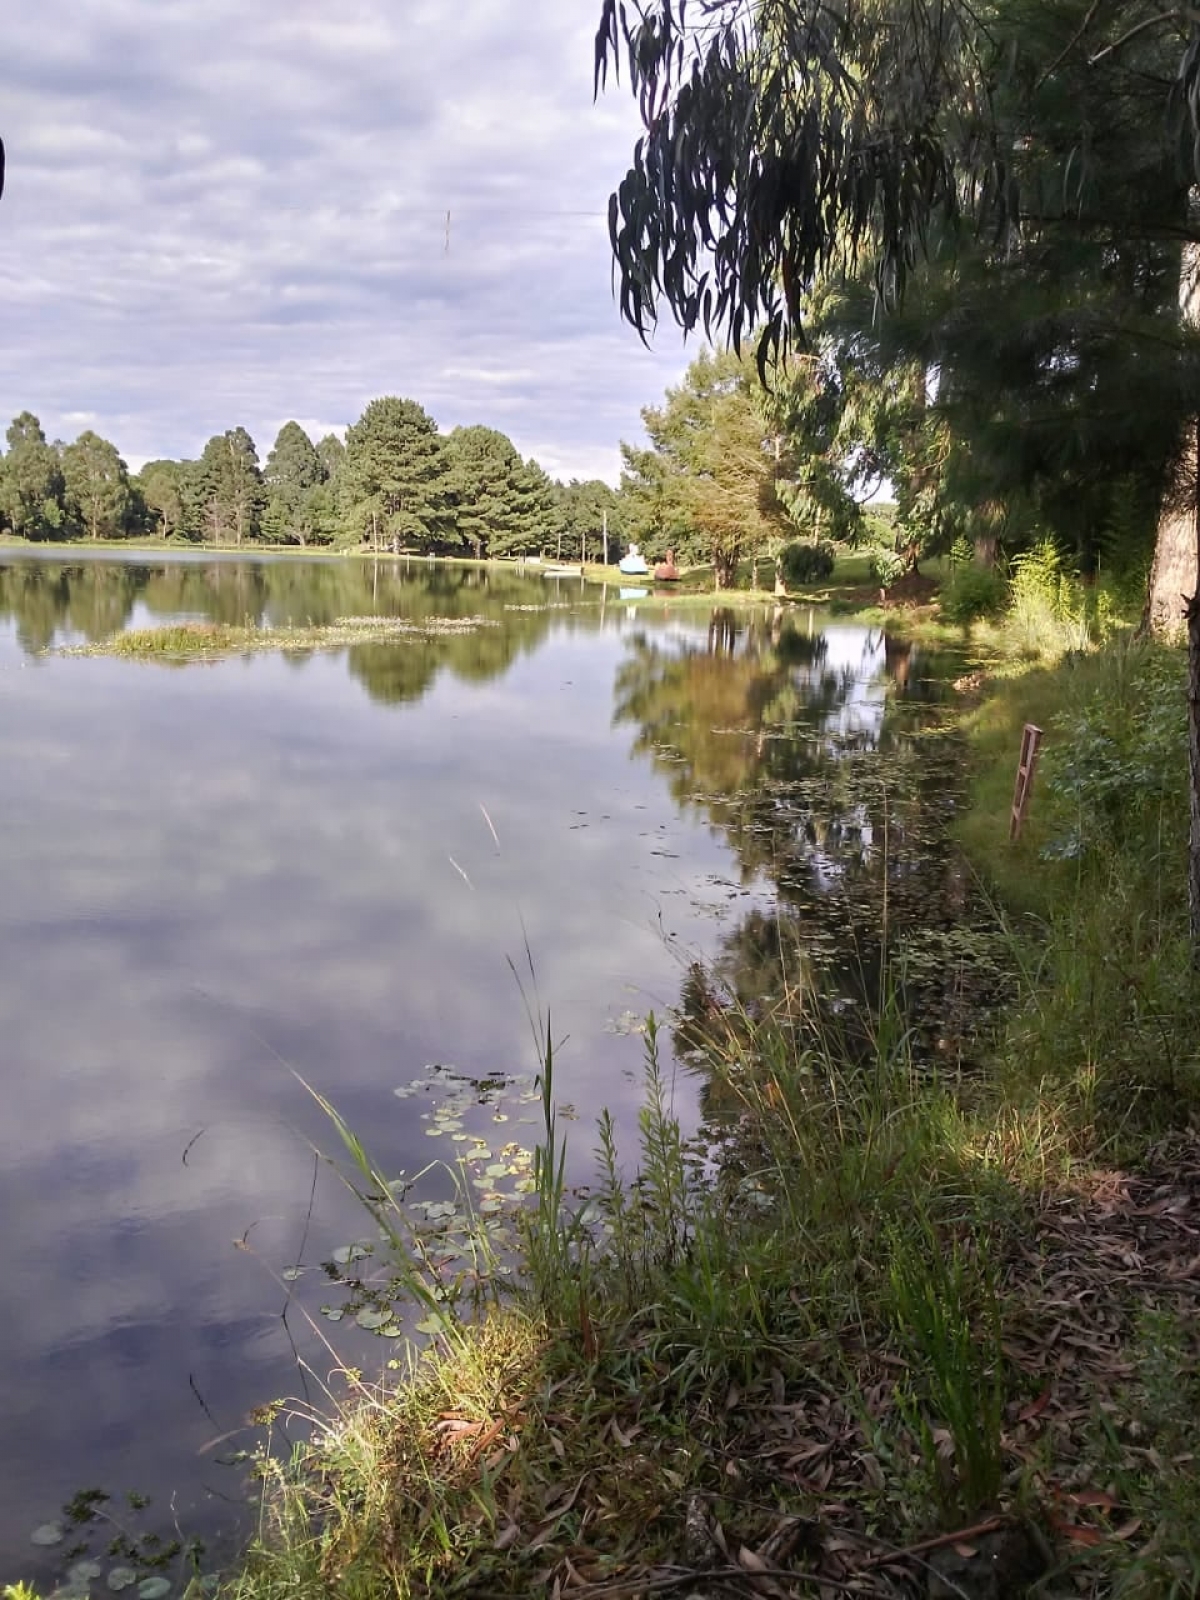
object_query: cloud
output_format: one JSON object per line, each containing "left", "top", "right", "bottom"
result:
{"left": 0, "top": 0, "right": 695, "bottom": 480}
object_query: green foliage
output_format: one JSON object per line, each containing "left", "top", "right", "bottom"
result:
{"left": 444, "top": 425, "right": 551, "bottom": 559}
{"left": 1041, "top": 646, "right": 1186, "bottom": 867}
{"left": 887, "top": 1223, "right": 1005, "bottom": 1517}
{"left": 1, "top": 412, "right": 67, "bottom": 541}
{"left": 778, "top": 538, "right": 835, "bottom": 587}
{"left": 960, "top": 642, "right": 1198, "bottom": 1140}
{"left": 1006, "top": 540, "right": 1095, "bottom": 657}
{"left": 263, "top": 422, "right": 333, "bottom": 547}
{"left": 867, "top": 544, "right": 906, "bottom": 586}
{"left": 620, "top": 347, "right": 795, "bottom": 587}
{"left": 61, "top": 430, "right": 133, "bottom": 541}
{"left": 135, "top": 461, "right": 187, "bottom": 540}
{"left": 195, "top": 428, "right": 265, "bottom": 545}
{"left": 939, "top": 562, "right": 1007, "bottom": 624}
{"left": 1087, "top": 1309, "right": 1200, "bottom": 1597}
{"left": 343, "top": 397, "right": 455, "bottom": 552}
{"left": 552, "top": 477, "right": 626, "bottom": 562}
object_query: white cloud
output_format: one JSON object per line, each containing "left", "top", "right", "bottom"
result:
{"left": 0, "top": 0, "right": 694, "bottom": 482}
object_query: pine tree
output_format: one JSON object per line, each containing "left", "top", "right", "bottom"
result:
{"left": 343, "top": 397, "right": 455, "bottom": 552}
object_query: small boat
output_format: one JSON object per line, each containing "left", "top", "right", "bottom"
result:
{"left": 618, "top": 541, "right": 650, "bottom": 576}
{"left": 542, "top": 564, "right": 582, "bottom": 578}
{"left": 653, "top": 547, "right": 681, "bottom": 583}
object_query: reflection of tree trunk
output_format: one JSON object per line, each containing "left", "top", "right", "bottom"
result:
{"left": 884, "top": 635, "right": 913, "bottom": 692}
{"left": 707, "top": 609, "right": 738, "bottom": 656}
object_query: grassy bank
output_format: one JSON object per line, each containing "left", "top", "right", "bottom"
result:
{"left": 200, "top": 619, "right": 1200, "bottom": 1600}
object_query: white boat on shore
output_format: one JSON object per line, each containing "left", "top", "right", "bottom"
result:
{"left": 542, "top": 564, "right": 583, "bottom": 577}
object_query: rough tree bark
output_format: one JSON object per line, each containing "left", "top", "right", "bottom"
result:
{"left": 1145, "top": 199, "right": 1200, "bottom": 956}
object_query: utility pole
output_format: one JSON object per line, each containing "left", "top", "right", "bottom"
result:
{"left": 602, "top": 508, "right": 609, "bottom": 566}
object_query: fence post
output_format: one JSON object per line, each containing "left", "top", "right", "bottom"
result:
{"left": 1010, "top": 723, "right": 1044, "bottom": 841}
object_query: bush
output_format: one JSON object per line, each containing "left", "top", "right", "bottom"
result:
{"left": 868, "top": 544, "right": 907, "bottom": 587}
{"left": 779, "top": 539, "right": 836, "bottom": 587}
{"left": 939, "top": 563, "right": 1008, "bottom": 624}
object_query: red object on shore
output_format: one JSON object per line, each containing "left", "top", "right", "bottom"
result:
{"left": 653, "top": 547, "right": 681, "bottom": 582}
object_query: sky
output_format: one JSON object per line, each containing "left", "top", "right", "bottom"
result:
{"left": 0, "top": 0, "right": 698, "bottom": 483}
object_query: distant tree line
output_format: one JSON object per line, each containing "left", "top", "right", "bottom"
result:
{"left": 0, "top": 401, "right": 633, "bottom": 563}
{"left": 0, "top": 371, "right": 910, "bottom": 586}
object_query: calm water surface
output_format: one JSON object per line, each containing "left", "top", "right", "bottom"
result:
{"left": 0, "top": 552, "right": 955, "bottom": 1582}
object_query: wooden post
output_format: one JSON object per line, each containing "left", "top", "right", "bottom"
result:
{"left": 1010, "top": 723, "right": 1044, "bottom": 841}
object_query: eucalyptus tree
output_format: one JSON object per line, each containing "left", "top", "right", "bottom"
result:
{"left": 137, "top": 461, "right": 188, "bottom": 540}
{"left": 596, "top": 0, "right": 1200, "bottom": 944}
{"left": 61, "top": 430, "right": 132, "bottom": 540}
{"left": 1, "top": 412, "right": 66, "bottom": 540}
{"left": 622, "top": 347, "right": 795, "bottom": 585}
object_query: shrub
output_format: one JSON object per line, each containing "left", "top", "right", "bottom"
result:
{"left": 868, "top": 544, "right": 907, "bottom": 587}
{"left": 939, "top": 563, "right": 1008, "bottom": 624}
{"left": 779, "top": 539, "right": 836, "bottom": 587}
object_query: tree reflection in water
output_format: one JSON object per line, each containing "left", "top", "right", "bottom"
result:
{"left": 613, "top": 607, "right": 1010, "bottom": 1083}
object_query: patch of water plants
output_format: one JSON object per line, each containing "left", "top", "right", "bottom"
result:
{"left": 307, "top": 1061, "right": 586, "bottom": 1340}
{"left": 54, "top": 615, "right": 498, "bottom": 662}
{"left": 21, "top": 1491, "right": 211, "bottom": 1600}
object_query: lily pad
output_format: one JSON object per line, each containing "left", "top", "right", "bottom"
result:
{"left": 415, "top": 1316, "right": 444, "bottom": 1335}
{"left": 332, "top": 1243, "right": 371, "bottom": 1266}
{"left": 320, "top": 1306, "right": 344, "bottom": 1322}
{"left": 137, "top": 1579, "right": 171, "bottom": 1600}
{"left": 69, "top": 1563, "right": 102, "bottom": 1584}
{"left": 31, "top": 1524, "right": 64, "bottom": 1546}
{"left": 281, "top": 1267, "right": 305, "bottom": 1282}
{"left": 106, "top": 1579, "right": 138, "bottom": 1598}
{"left": 355, "top": 1307, "right": 392, "bottom": 1330}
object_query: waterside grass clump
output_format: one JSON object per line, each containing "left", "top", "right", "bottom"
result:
{"left": 55, "top": 616, "right": 497, "bottom": 661}
{"left": 221, "top": 624, "right": 1200, "bottom": 1600}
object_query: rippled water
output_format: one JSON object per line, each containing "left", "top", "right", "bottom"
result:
{"left": 0, "top": 550, "right": 958, "bottom": 1583}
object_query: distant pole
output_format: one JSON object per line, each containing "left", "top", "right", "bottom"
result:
{"left": 602, "top": 509, "right": 609, "bottom": 566}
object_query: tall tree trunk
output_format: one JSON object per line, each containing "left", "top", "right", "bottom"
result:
{"left": 1146, "top": 200, "right": 1200, "bottom": 955}
{"left": 1189, "top": 586, "right": 1200, "bottom": 957}
{"left": 1144, "top": 419, "right": 1198, "bottom": 636}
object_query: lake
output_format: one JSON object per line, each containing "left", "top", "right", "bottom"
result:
{"left": 0, "top": 550, "right": 961, "bottom": 1586}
